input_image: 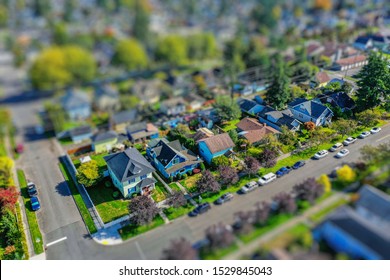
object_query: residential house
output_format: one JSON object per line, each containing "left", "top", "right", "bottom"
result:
{"left": 288, "top": 98, "right": 333, "bottom": 126}
{"left": 238, "top": 99, "right": 265, "bottom": 116}
{"left": 311, "top": 71, "right": 331, "bottom": 88}
{"left": 60, "top": 89, "right": 91, "bottom": 121}
{"left": 69, "top": 125, "right": 93, "bottom": 144}
{"left": 160, "top": 97, "right": 187, "bottom": 116}
{"left": 126, "top": 122, "right": 159, "bottom": 143}
{"left": 147, "top": 138, "right": 203, "bottom": 179}
{"left": 317, "top": 92, "right": 356, "bottom": 112}
{"left": 197, "top": 108, "right": 219, "bottom": 129}
{"left": 132, "top": 79, "right": 161, "bottom": 105}
{"left": 190, "top": 127, "right": 215, "bottom": 143}
{"left": 104, "top": 148, "right": 156, "bottom": 198}
{"left": 184, "top": 93, "right": 206, "bottom": 111}
{"left": 198, "top": 133, "right": 235, "bottom": 164}
{"left": 94, "top": 84, "right": 120, "bottom": 112}
{"left": 236, "top": 117, "right": 279, "bottom": 145}
{"left": 233, "top": 82, "right": 266, "bottom": 96}
{"left": 111, "top": 109, "right": 139, "bottom": 133}
{"left": 313, "top": 206, "right": 390, "bottom": 260}
{"left": 259, "top": 108, "right": 301, "bottom": 132}
{"left": 332, "top": 55, "right": 368, "bottom": 71}
{"left": 353, "top": 35, "right": 374, "bottom": 51}
{"left": 92, "top": 131, "right": 118, "bottom": 153}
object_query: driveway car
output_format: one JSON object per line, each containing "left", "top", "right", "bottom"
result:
{"left": 329, "top": 143, "right": 343, "bottom": 152}
{"left": 215, "top": 192, "right": 233, "bottom": 205}
{"left": 359, "top": 131, "right": 371, "bottom": 139}
{"left": 342, "top": 137, "right": 357, "bottom": 146}
{"left": 275, "top": 167, "right": 292, "bottom": 178}
{"left": 370, "top": 127, "right": 381, "bottom": 134}
{"left": 27, "top": 182, "right": 38, "bottom": 197}
{"left": 189, "top": 203, "right": 211, "bottom": 216}
{"left": 258, "top": 173, "right": 277, "bottom": 185}
{"left": 336, "top": 149, "right": 350, "bottom": 158}
{"left": 314, "top": 150, "right": 329, "bottom": 159}
{"left": 240, "top": 181, "right": 258, "bottom": 193}
{"left": 30, "top": 196, "right": 41, "bottom": 211}
{"left": 292, "top": 161, "right": 306, "bottom": 169}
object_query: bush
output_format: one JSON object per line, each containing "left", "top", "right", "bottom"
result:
{"left": 187, "top": 170, "right": 193, "bottom": 176}
{"left": 199, "top": 162, "right": 205, "bottom": 171}
{"left": 105, "top": 181, "right": 112, "bottom": 188}
{"left": 169, "top": 176, "right": 174, "bottom": 183}
{"left": 182, "top": 174, "right": 188, "bottom": 179}
{"left": 112, "top": 191, "right": 120, "bottom": 199}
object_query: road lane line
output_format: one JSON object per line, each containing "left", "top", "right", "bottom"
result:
{"left": 135, "top": 241, "right": 146, "bottom": 260}
{"left": 46, "top": 237, "right": 67, "bottom": 247}
{"left": 376, "top": 134, "right": 390, "bottom": 143}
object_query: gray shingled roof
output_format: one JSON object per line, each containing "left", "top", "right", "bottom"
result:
{"left": 70, "top": 125, "right": 92, "bottom": 137}
{"left": 104, "top": 148, "right": 155, "bottom": 183}
{"left": 112, "top": 109, "right": 138, "bottom": 124}
{"left": 61, "top": 89, "right": 90, "bottom": 110}
{"left": 126, "top": 122, "right": 147, "bottom": 134}
{"left": 92, "top": 131, "right": 118, "bottom": 143}
{"left": 239, "top": 99, "right": 258, "bottom": 112}
{"left": 288, "top": 98, "right": 331, "bottom": 119}
{"left": 356, "top": 185, "right": 390, "bottom": 223}
{"left": 152, "top": 140, "right": 186, "bottom": 166}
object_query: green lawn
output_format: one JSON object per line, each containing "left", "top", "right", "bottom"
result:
{"left": 180, "top": 173, "right": 202, "bottom": 193}
{"left": 86, "top": 179, "right": 130, "bottom": 224}
{"left": 151, "top": 181, "right": 169, "bottom": 203}
{"left": 163, "top": 204, "right": 195, "bottom": 220}
{"left": 310, "top": 198, "right": 349, "bottom": 223}
{"left": 262, "top": 223, "right": 310, "bottom": 251}
{"left": 169, "top": 182, "right": 181, "bottom": 192}
{"left": 239, "top": 214, "right": 294, "bottom": 244}
{"left": 222, "top": 119, "right": 240, "bottom": 132}
{"left": 73, "top": 152, "right": 109, "bottom": 174}
{"left": 15, "top": 202, "right": 29, "bottom": 259}
{"left": 200, "top": 243, "right": 239, "bottom": 260}
{"left": 119, "top": 216, "right": 165, "bottom": 240}
{"left": 59, "top": 163, "right": 97, "bottom": 234}
{"left": 17, "top": 169, "right": 44, "bottom": 255}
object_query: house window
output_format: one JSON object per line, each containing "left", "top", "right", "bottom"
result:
{"left": 129, "top": 178, "right": 136, "bottom": 184}
{"left": 140, "top": 175, "right": 147, "bottom": 180}
{"left": 173, "top": 158, "right": 180, "bottom": 165}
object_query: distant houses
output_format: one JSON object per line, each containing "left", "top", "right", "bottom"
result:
{"left": 236, "top": 117, "right": 279, "bottom": 145}
{"left": 160, "top": 97, "right": 186, "bottom": 116}
{"left": 332, "top": 55, "right": 368, "bottom": 71}
{"left": 111, "top": 109, "right": 139, "bottom": 133}
{"left": 60, "top": 89, "right": 91, "bottom": 121}
{"left": 92, "top": 131, "right": 118, "bottom": 153}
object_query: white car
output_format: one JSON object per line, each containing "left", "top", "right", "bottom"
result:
{"left": 240, "top": 181, "right": 258, "bottom": 193}
{"left": 329, "top": 143, "right": 343, "bottom": 152}
{"left": 370, "top": 127, "right": 381, "bottom": 134}
{"left": 343, "top": 137, "right": 357, "bottom": 146}
{"left": 336, "top": 149, "right": 350, "bottom": 158}
{"left": 359, "top": 131, "right": 371, "bottom": 139}
{"left": 258, "top": 173, "right": 277, "bottom": 186}
{"left": 314, "top": 150, "right": 329, "bottom": 159}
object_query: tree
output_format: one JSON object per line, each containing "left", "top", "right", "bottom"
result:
{"left": 205, "top": 223, "right": 235, "bottom": 251}
{"left": 166, "top": 191, "right": 187, "bottom": 208}
{"left": 336, "top": 165, "right": 356, "bottom": 183}
{"left": 273, "top": 192, "right": 297, "bottom": 214}
{"left": 211, "top": 156, "right": 230, "bottom": 168}
{"left": 113, "top": 39, "right": 148, "bottom": 70}
{"left": 132, "top": 0, "right": 150, "bottom": 43}
{"left": 0, "top": 186, "right": 19, "bottom": 211}
{"left": 76, "top": 160, "right": 102, "bottom": 187}
{"left": 242, "top": 37, "right": 270, "bottom": 69}
{"left": 258, "top": 149, "right": 277, "bottom": 168}
{"left": 161, "top": 238, "right": 197, "bottom": 260}
{"left": 355, "top": 52, "right": 390, "bottom": 111}
{"left": 317, "top": 174, "right": 331, "bottom": 193}
{"left": 196, "top": 170, "right": 220, "bottom": 194}
{"left": 119, "top": 94, "right": 140, "bottom": 110}
{"left": 304, "top": 121, "right": 316, "bottom": 131}
{"left": 0, "top": 157, "right": 13, "bottom": 188}
{"left": 213, "top": 95, "right": 241, "bottom": 122}
{"left": 155, "top": 35, "right": 188, "bottom": 66}
{"left": 187, "top": 33, "right": 218, "bottom": 60}
{"left": 128, "top": 195, "right": 159, "bottom": 226}
{"left": 293, "top": 178, "right": 324, "bottom": 204}
{"left": 44, "top": 102, "right": 66, "bottom": 133}
{"left": 223, "top": 37, "right": 246, "bottom": 73}
{"left": 253, "top": 201, "right": 270, "bottom": 225}
{"left": 355, "top": 110, "right": 380, "bottom": 127}
{"left": 63, "top": 0, "right": 77, "bottom": 22}
{"left": 266, "top": 55, "right": 292, "bottom": 109}
{"left": 330, "top": 119, "right": 358, "bottom": 137}
{"left": 228, "top": 129, "right": 239, "bottom": 144}
{"left": 360, "top": 143, "right": 390, "bottom": 164}
{"left": 218, "top": 166, "right": 239, "bottom": 186}
{"left": 32, "top": 0, "right": 51, "bottom": 17}
{"left": 243, "top": 156, "right": 261, "bottom": 177}
{"left": 233, "top": 211, "right": 254, "bottom": 235}
{"left": 0, "top": 5, "right": 8, "bottom": 28}
{"left": 314, "top": 0, "right": 333, "bottom": 11}
{"left": 250, "top": 0, "right": 280, "bottom": 32}
{"left": 278, "top": 125, "right": 297, "bottom": 146}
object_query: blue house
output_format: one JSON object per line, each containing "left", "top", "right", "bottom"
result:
{"left": 238, "top": 99, "right": 265, "bottom": 116}
{"left": 60, "top": 89, "right": 91, "bottom": 121}
{"left": 147, "top": 138, "right": 203, "bottom": 179}
{"left": 198, "top": 133, "right": 235, "bottom": 164}
{"left": 313, "top": 206, "right": 390, "bottom": 260}
{"left": 288, "top": 98, "right": 333, "bottom": 127}
{"left": 259, "top": 107, "right": 301, "bottom": 132}
{"left": 197, "top": 108, "right": 219, "bottom": 129}
{"left": 104, "top": 148, "right": 156, "bottom": 198}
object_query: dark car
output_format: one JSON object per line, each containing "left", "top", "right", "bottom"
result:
{"left": 292, "top": 161, "right": 306, "bottom": 169}
{"left": 215, "top": 192, "right": 233, "bottom": 205}
{"left": 30, "top": 196, "right": 41, "bottom": 211}
{"left": 189, "top": 203, "right": 211, "bottom": 216}
{"left": 275, "top": 166, "right": 292, "bottom": 177}
{"left": 27, "top": 182, "right": 38, "bottom": 197}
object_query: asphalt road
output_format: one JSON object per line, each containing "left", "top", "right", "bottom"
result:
{"left": 1, "top": 48, "right": 389, "bottom": 260}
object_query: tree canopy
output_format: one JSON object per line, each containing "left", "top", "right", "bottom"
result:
{"left": 113, "top": 39, "right": 148, "bottom": 70}
{"left": 76, "top": 160, "right": 102, "bottom": 187}
{"left": 155, "top": 35, "right": 188, "bottom": 66}
{"left": 213, "top": 95, "right": 241, "bottom": 122}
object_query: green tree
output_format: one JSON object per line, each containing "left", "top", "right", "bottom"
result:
{"left": 266, "top": 55, "right": 291, "bottom": 109}
{"left": 330, "top": 119, "right": 358, "bottom": 137}
{"left": 132, "top": 0, "right": 150, "bottom": 43}
{"left": 63, "top": 0, "right": 77, "bottom": 22}
{"left": 155, "top": 35, "right": 188, "bottom": 66}
{"left": 243, "top": 37, "right": 270, "bottom": 69}
{"left": 0, "top": 4, "right": 7, "bottom": 28}
{"left": 76, "top": 160, "right": 102, "bottom": 187}
{"left": 223, "top": 37, "right": 246, "bottom": 73}
{"left": 356, "top": 110, "right": 380, "bottom": 127}
{"left": 32, "top": 0, "right": 51, "bottom": 17}
{"left": 52, "top": 23, "right": 69, "bottom": 45}
{"left": 0, "top": 157, "right": 13, "bottom": 188}
{"left": 278, "top": 125, "right": 297, "bottom": 146}
{"left": 250, "top": 0, "right": 279, "bottom": 32}
{"left": 44, "top": 102, "right": 66, "bottom": 133}
{"left": 355, "top": 52, "right": 390, "bottom": 111}
{"left": 213, "top": 95, "right": 241, "bottom": 122}
{"left": 113, "top": 39, "right": 148, "bottom": 70}
{"left": 187, "top": 33, "right": 218, "bottom": 60}
{"left": 119, "top": 94, "right": 140, "bottom": 110}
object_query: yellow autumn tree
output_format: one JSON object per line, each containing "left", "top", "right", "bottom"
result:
{"left": 314, "top": 0, "right": 333, "bottom": 11}
{"left": 76, "top": 160, "right": 101, "bottom": 187}
{"left": 336, "top": 165, "right": 356, "bottom": 183}
{"left": 317, "top": 174, "right": 331, "bottom": 193}
{"left": 0, "top": 157, "right": 14, "bottom": 187}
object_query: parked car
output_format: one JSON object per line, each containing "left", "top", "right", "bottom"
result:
{"left": 292, "top": 161, "right": 306, "bottom": 169}
{"left": 215, "top": 192, "right": 233, "bottom": 205}
{"left": 258, "top": 173, "right": 277, "bottom": 185}
{"left": 359, "top": 131, "right": 371, "bottom": 139}
{"left": 30, "top": 196, "right": 41, "bottom": 211}
{"left": 342, "top": 137, "right": 357, "bottom": 146}
{"left": 275, "top": 167, "right": 292, "bottom": 178}
{"left": 314, "top": 150, "right": 329, "bottom": 159}
{"left": 370, "top": 127, "right": 381, "bottom": 134}
{"left": 240, "top": 181, "right": 258, "bottom": 193}
{"left": 329, "top": 143, "right": 343, "bottom": 152}
{"left": 189, "top": 203, "right": 211, "bottom": 216}
{"left": 336, "top": 149, "right": 350, "bottom": 158}
{"left": 27, "top": 182, "right": 38, "bottom": 197}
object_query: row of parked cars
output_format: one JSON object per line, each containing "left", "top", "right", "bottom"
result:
{"left": 27, "top": 181, "right": 41, "bottom": 211}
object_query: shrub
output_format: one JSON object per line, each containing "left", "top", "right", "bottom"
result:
{"left": 199, "top": 162, "right": 205, "bottom": 171}
{"left": 104, "top": 181, "right": 112, "bottom": 188}
{"left": 187, "top": 170, "right": 193, "bottom": 176}
{"left": 112, "top": 191, "right": 120, "bottom": 199}
{"left": 182, "top": 174, "right": 188, "bottom": 179}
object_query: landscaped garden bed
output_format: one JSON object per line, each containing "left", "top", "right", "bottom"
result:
{"left": 151, "top": 181, "right": 169, "bottom": 203}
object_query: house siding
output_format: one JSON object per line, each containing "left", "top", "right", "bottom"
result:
{"left": 67, "top": 106, "right": 91, "bottom": 121}
{"left": 199, "top": 141, "right": 231, "bottom": 164}
{"left": 93, "top": 138, "right": 117, "bottom": 153}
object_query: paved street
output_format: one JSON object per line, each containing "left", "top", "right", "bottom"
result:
{"left": 1, "top": 47, "right": 390, "bottom": 260}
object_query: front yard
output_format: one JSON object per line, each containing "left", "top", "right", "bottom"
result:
{"left": 151, "top": 181, "right": 169, "bottom": 203}
{"left": 119, "top": 216, "right": 165, "bottom": 240}
{"left": 163, "top": 203, "right": 195, "bottom": 220}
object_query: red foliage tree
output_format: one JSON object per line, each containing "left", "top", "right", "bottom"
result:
{"left": 128, "top": 195, "right": 159, "bottom": 226}
{"left": 196, "top": 170, "right": 220, "bottom": 194}
{"left": 0, "top": 186, "right": 20, "bottom": 211}
{"left": 244, "top": 156, "right": 261, "bottom": 177}
{"left": 161, "top": 237, "right": 198, "bottom": 260}
{"left": 218, "top": 165, "right": 239, "bottom": 186}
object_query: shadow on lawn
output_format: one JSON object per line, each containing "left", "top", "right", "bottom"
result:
{"left": 86, "top": 178, "right": 124, "bottom": 206}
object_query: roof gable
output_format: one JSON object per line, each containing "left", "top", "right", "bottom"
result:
{"left": 200, "top": 133, "right": 235, "bottom": 154}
